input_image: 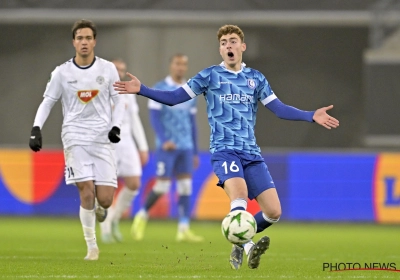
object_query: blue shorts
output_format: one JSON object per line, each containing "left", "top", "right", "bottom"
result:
{"left": 211, "top": 149, "right": 275, "bottom": 200}
{"left": 155, "top": 149, "right": 193, "bottom": 178}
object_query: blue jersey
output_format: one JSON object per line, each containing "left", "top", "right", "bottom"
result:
{"left": 183, "top": 62, "right": 276, "bottom": 155}
{"left": 148, "top": 76, "right": 197, "bottom": 150}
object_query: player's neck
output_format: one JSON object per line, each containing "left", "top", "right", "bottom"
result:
{"left": 223, "top": 61, "right": 242, "bottom": 72}
{"left": 75, "top": 54, "right": 95, "bottom": 67}
{"left": 171, "top": 75, "right": 184, "bottom": 84}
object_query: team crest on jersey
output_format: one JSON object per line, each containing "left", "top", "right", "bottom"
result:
{"left": 77, "top": 90, "right": 99, "bottom": 103}
{"left": 247, "top": 79, "right": 256, "bottom": 89}
{"left": 96, "top": 76, "right": 105, "bottom": 85}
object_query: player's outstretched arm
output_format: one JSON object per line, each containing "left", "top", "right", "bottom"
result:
{"left": 113, "top": 73, "right": 191, "bottom": 106}
{"left": 312, "top": 105, "right": 339, "bottom": 130}
{"left": 265, "top": 98, "right": 339, "bottom": 129}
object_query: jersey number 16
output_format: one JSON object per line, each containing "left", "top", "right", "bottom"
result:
{"left": 222, "top": 161, "right": 239, "bottom": 174}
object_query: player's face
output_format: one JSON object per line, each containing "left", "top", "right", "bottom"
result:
{"left": 219, "top": 33, "right": 246, "bottom": 70}
{"left": 170, "top": 56, "right": 188, "bottom": 80}
{"left": 72, "top": 28, "right": 96, "bottom": 58}
{"left": 113, "top": 61, "right": 127, "bottom": 80}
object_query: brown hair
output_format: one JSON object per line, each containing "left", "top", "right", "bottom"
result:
{"left": 71, "top": 19, "right": 97, "bottom": 39}
{"left": 217, "top": 25, "right": 244, "bottom": 42}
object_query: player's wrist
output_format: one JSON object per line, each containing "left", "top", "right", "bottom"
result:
{"left": 108, "top": 126, "right": 121, "bottom": 143}
{"left": 111, "top": 126, "right": 120, "bottom": 134}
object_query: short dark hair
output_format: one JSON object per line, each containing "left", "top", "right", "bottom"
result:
{"left": 72, "top": 19, "right": 97, "bottom": 39}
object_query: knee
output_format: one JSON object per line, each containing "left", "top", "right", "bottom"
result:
{"left": 265, "top": 209, "right": 281, "bottom": 221}
{"left": 97, "top": 196, "right": 113, "bottom": 209}
{"left": 125, "top": 177, "right": 141, "bottom": 191}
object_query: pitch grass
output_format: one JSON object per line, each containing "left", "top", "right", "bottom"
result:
{"left": 0, "top": 217, "right": 399, "bottom": 279}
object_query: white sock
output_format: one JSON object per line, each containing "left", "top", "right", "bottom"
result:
{"left": 79, "top": 206, "right": 98, "bottom": 250}
{"left": 230, "top": 198, "right": 247, "bottom": 211}
{"left": 243, "top": 240, "right": 255, "bottom": 255}
{"left": 113, "top": 187, "right": 138, "bottom": 221}
{"left": 262, "top": 212, "right": 280, "bottom": 223}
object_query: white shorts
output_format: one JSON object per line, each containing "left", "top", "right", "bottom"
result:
{"left": 115, "top": 135, "right": 142, "bottom": 177}
{"left": 64, "top": 145, "right": 118, "bottom": 188}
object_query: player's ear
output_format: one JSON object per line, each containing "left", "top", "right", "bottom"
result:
{"left": 241, "top": 42, "right": 246, "bottom": 52}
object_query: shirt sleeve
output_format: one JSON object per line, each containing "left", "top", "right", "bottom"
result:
{"left": 33, "top": 97, "right": 57, "bottom": 128}
{"left": 182, "top": 68, "right": 211, "bottom": 97}
{"left": 33, "top": 67, "right": 62, "bottom": 128}
{"left": 43, "top": 67, "right": 62, "bottom": 100}
{"left": 256, "top": 72, "right": 277, "bottom": 106}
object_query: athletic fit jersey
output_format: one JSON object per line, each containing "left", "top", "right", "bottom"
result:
{"left": 43, "top": 57, "right": 123, "bottom": 148}
{"left": 148, "top": 76, "right": 197, "bottom": 150}
{"left": 183, "top": 62, "right": 277, "bottom": 155}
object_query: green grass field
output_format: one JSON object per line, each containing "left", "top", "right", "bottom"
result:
{"left": 0, "top": 217, "right": 399, "bottom": 279}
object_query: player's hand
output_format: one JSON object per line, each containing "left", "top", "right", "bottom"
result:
{"left": 162, "top": 141, "right": 176, "bottom": 151}
{"left": 29, "top": 126, "right": 42, "bottom": 152}
{"left": 313, "top": 105, "right": 339, "bottom": 129}
{"left": 108, "top": 126, "right": 121, "bottom": 143}
{"left": 139, "top": 151, "right": 149, "bottom": 166}
{"left": 113, "top": 72, "right": 141, "bottom": 94}
{"left": 193, "top": 155, "right": 200, "bottom": 169}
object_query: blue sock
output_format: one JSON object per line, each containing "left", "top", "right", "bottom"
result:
{"left": 231, "top": 206, "right": 245, "bottom": 211}
{"left": 254, "top": 211, "right": 273, "bottom": 233}
{"left": 178, "top": 195, "right": 190, "bottom": 224}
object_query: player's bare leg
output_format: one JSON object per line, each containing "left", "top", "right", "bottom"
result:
{"left": 223, "top": 177, "right": 248, "bottom": 269}
{"left": 93, "top": 185, "right": 113, "bottom": 224}
{"left": 256, "top": 188, "right": 281, "bottom": 222}
{"left": 77, "top": 180, "right": 99, "bottom": 260}
{"left": 101, "top": 176, "right": 139, "bottom": 243}
{"left": 175, "top": 173, "right": 203, "bottom": 242}
{"left": 244, "top": 189, "right": 281, "bottom": 269}
{"left": 95, "top": 185, "right": 115, "bottom": 222}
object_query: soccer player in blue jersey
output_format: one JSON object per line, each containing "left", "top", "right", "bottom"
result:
{"left": 131, "top": 54, "right": 203, "bottom": 242}
{"left": 114, "top": 25, "right": 339, "bottom": 270}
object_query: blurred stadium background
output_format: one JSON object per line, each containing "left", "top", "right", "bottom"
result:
{"left": 1, "top": 0, "right": 400, "bottom": 230}
{"left": 1, "top": 1, "right": 400, "bottom": 279}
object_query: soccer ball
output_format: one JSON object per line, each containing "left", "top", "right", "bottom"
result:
{"left": 221, "top": 210, "right": 257, "bottom": 245}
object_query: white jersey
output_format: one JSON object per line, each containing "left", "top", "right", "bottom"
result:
{"left": 120, "top": 94, "right": 139, "bottom": 138}
{"left": 38, "top": 57, "right": 124, "bottom": 149}
{"left": 117, "top": 94, "right": 149, "bottom": 152}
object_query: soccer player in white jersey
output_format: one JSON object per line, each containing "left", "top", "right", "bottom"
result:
{"left": 29, "top": 20, "right": 124, "bottom": 261}
{"left": 131, "top": 54, "right": 203, "bottom": 242}
{"left": 114, "top": 25, "right": 339, "bottom": 269}
{"left": 100, "top": 59, "right": 149, "bottom": 243}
